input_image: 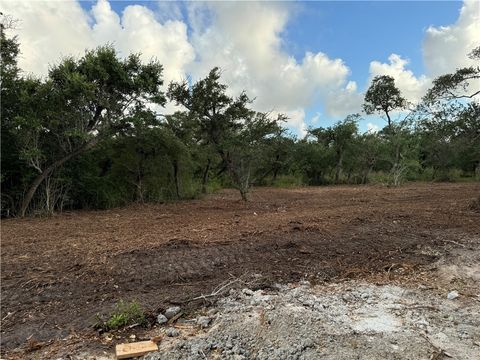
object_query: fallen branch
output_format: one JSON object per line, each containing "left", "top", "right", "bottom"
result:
{"left": 184, "top": 278, "right": 242, "bottom": 303}
{"left": 2, "top": 311, "right": 15, "bottom": 322}
{"left": 404, "top": 305, "right": 440, "bottom": 311}
{"left": 442, "top": 239, "right": 467, "bottom": 248}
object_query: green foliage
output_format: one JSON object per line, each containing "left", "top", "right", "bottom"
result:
{"left": 96, "top": 300, "right": 146, "bottom": 331}
{"left": 10, "top": 44, "right": 166, "bottom": 216}
{"left": 309, "top": 114, "right": 360, "bottom": 184}
{"left": 168, "top": 68, "right": 285, "bottom": 200}
{"left": 364, "top": 75, "right": 406, "bottom": 128}
{"left": 1, "top": 29, "right": 478, "bottom": 217}
{"left": 424, "top": 45, "right": 479, "bottom": 104}
{"left": 272, "top": 175, "right": 304, "bottom": 188}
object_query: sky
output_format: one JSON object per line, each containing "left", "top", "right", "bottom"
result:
{"left": 3, "top": 0, "right": 480, "bottom": 136}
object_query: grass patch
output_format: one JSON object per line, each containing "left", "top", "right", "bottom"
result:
{"left": 272, "top": 175, "right": 304, "bottom": 188}
{"left": 95, "top": 300, "right": 146, "bottom": 331}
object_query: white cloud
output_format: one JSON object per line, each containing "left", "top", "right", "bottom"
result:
{"left": 366, "top": 0, "right": 480, "bottom": 105}
{"left": 310, "top": 112, "right": 321, "bottom": 125}
{"left": 91, "top": 0, "right": 195, "bottom": 84}
{"left": 4, "top": 0, "right": 194, "bottom": 86}
{"left": 423, "top": 0, "right": 480, "bottom": 77}
{"left": 369, "top": 54, "right": 431, "bottom": 104}
{"left": 285, "top": 109, "right": 308, "bottom": 138}
{"left": 5, "top": 0, "right": 354, "bottom": 134}
{"left": 5, "top": 0, "right": 477, "bottom": 136}
{"left": 2, "top": 0, "right": 92, "bottom": 77}
{"left": 186, "top": 2, "right": 356, "bottom": 129}
{"left": 155, "top": 1, "right": 184, "bottom": 23}
{"left": 367, "top": 122, "right": 380, "bottom": 133}
{"left": 324, "top": 80, "right": 364, "bottom": 117}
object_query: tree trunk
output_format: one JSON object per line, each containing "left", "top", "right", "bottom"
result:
{"left": 385, "top": 111, "right": 392, "bottom": 130}
{"left": 136, "top": 174, "right": 144, "bottom": 203}
{"left": 173, "top": 159, "right": 180, "bottom": 198}
{"left": 228, "top": 158, "right": 250, "bottom": 202}
{"left": 19, "top": 139, "right": 98, "bottom": 217}
{"left": 272, "top": 167, "right": 279, "bottom": 183}
{"left": 335, "top": 151, "right": 344, "bottom": 184}
{"left": 201, "top": 158, "right": 211, "bottom": 194}
{"left": 239, "top": 187, "right": 248, "bottom": 201}
{"left": 362, "top": 165, "right": 373, "bottom": 184}
{"left": 20, "top": 165, "right": 57, "bottom": 217}
{"left": 392, "top": 142, "right": 401, "bottom": 173}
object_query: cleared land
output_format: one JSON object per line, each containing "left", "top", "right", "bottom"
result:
{"left": 1, "top": 183, "right": 479, "bottom": 358}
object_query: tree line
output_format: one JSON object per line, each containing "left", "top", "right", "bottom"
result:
{"left": 1, "top": 21, "right": 479, "bottom": 217}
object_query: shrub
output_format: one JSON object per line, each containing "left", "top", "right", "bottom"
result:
{"left": 96, "top": 300, "right": 146, "bottom": 331}
{"left": 272, "top": 175, "right": 304, "bottom": 188}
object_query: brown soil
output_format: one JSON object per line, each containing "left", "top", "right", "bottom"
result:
{"left": 1, "top": 183, "right": 479, "bottom": 357}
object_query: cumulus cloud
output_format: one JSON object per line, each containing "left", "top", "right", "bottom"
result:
{"left": 423, "top": 0, "right": 480, "bottom": 77}
{"left": 367, "top": 0, "right": 479, "bottom": 105}
{"left": 5, "top": 0, "right": 356, "bottom": 134}
{"left": 186, "top": 2, "right": 355, "bottom": 127}
{"left": 310, "top": 112, "right": 321, "bottom": 125}
{"left": 367, "top": 122, "right": 380, "bottom": 133}
{"left": 5, "top": 0, "right": 478, "bottom": 135}
{"left": 369, "top": 54, "right": 431, "bottom": 103}
{"left": 283, "top": 109, "right": 308, "bottom": 138}
{"left": 324, "top": 80, "right": 364, "bottom": 117}
{"left": 2, "top": 0, "right": 92, "bottom": 76}
{"left": 4, "top": 0, "right": 194, "bottom": 86}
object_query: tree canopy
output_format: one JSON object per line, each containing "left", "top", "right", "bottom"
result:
{"left": 363, "top": 75, "right": 406, "bottom": 130}
{"left": 1, "top": 27, "right": 479, "bottom": 217}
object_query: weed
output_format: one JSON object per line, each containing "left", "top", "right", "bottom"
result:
{"left": 95, "top": 300, "right": 146, "bottom": 331}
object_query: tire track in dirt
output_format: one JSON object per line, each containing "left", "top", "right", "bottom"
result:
{"left": 2, "top": 183, "right": 479, "bottom": 354}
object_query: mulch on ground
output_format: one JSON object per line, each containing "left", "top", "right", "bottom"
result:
{"left": 1, "top": 182, "right": 479, "bottom": 356}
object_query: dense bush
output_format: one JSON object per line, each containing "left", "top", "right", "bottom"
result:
{"left": 1, "top": 27, "right": 478, "bottom": 216}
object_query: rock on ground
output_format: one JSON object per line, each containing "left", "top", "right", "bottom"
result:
{"left": 145, "top": 281, "right": 480, "bottom": 360}
{"left": 156, "top": 314, "right": 168, "bottom": 325}
{"left": 164, "top": 306, "right": 181, "bottom": 319}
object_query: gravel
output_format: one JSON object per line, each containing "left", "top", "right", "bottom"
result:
{"left": 146, "top": 281, "right": 480, "bottom": 359}
{"left": 164, "top": 306, "right": 181, "bottom": 319}
{"left": 165, "top": 327, "right": 180, "bottom": 337}
{"left": 156, "top": 314, "right": 168, "bottom": 325}
{"left": 196, "top": 316, "right": 211, "bottom": 328}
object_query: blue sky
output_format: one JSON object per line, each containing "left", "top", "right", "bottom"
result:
{"left": 101, "top": 1, "right": 463, "bottom": 81}
{"left": 280, "top": 1, "right": 466, "bottom": 131}
{"left": 284, "top": 1, "right": 462, "bottom": 80}
{"left": 6, "top": 1, "right": 478, "bottom": 136}
{"left": 87, "top": 0, "right": 467, "bottom": 133}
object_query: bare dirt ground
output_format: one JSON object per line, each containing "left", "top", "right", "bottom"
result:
{"left": 1, "top": 183, "right": 479, "bottom": 359}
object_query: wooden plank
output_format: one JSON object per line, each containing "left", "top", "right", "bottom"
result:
{"left": 115, "top": 340, "right": 158, "bottom": 359}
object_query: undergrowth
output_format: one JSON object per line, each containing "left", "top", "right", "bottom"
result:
{"left": 95, "top": 300, "right": 146, "bottom": 331}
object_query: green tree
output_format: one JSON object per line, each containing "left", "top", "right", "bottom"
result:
{"left": 164, "top": 111, "right": 218, "bottom": 194}
{"left": 168, "top": 67, "right": 283, "bottom": 200}
{"left": 353, "top": 132, "right": 383, "bottom": 184}
{"left": 1, "top": 16, "right": 26, "bottom": 216}
{"left": 364, "top": 75, "right": 406, "bottom": 130}
{"left": 293, "top": 140, "right": 332, "bottom": 185}
{"left": 424, "top": 45, "right": 480, "bottom": 103}
{"left": 309, "top": 114, "right": 359, "bottom": 184}
{"left": 14, "top": 46, "right": 165, "bottom": 216}
{"left": 225, "top": 111, "right": 284, "bottom": 200}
